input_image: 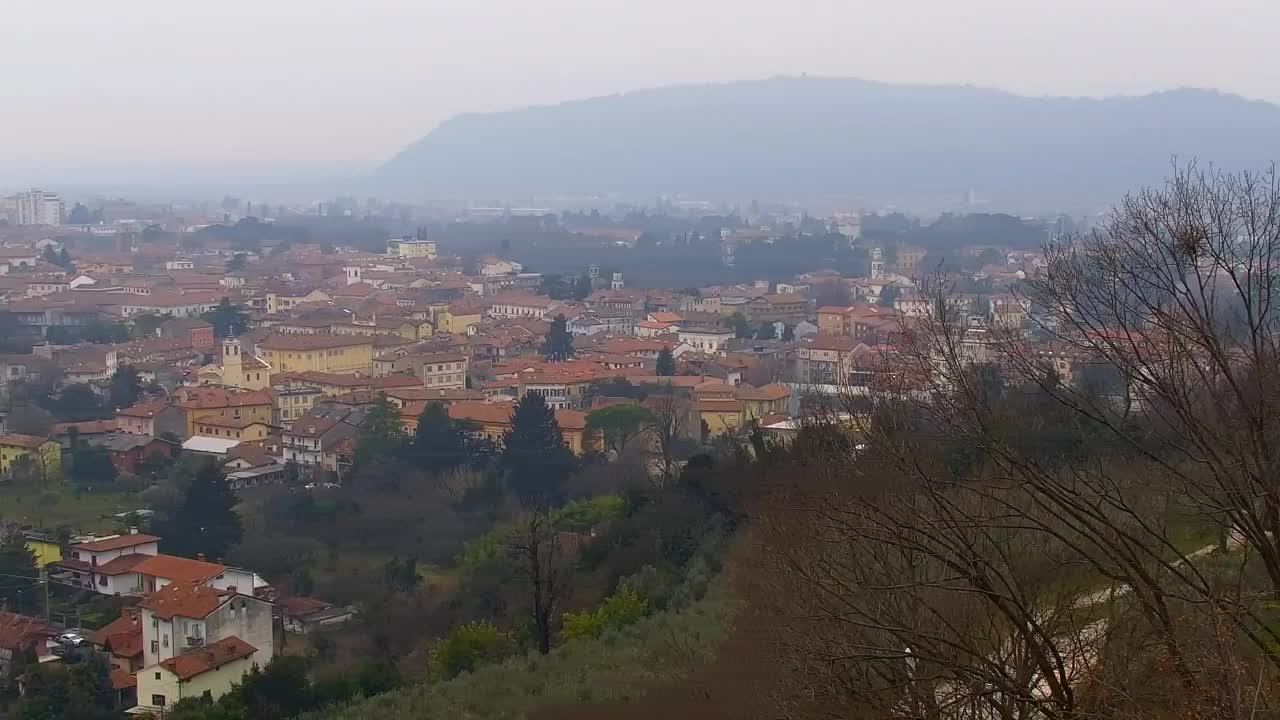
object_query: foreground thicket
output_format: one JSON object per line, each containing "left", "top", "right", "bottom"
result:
{"left": 300, "top": 575, "right": 733, "bottom": 720}
{"left": 757, "top": 164, "right": 1280, "bottom": 720}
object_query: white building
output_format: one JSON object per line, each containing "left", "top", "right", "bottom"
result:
{"left": 3, "top": 190, "right": 64, "bottom": 226}
{"left": 677, "top": 326, "right": 735, "bottom": 354}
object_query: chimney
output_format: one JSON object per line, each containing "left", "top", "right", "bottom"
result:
{"left": 226, "top": 586, "right": 237, "bottom": 595}
{"left": 196, "top": 553, "right": 206, "bottom": 561}
{"left": 129, "top": 527, "right": 138, "bottom": 535}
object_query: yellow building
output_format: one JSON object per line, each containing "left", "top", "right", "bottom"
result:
{"left": 172, "top": 388, "right": 275, "bottom": 438}
{"left": 23, "top": 533, "right": 61, "bottom": 568}
{"left": 0, "top": 433, "right": 62, "bottom": 482}
{"left": 194, "top": 418, "right": 271, "bottom": 442}
{"left": 135, "top": 637, "right": 261, "bottom": 713}
{"left": 256, "top": 334, "right": 376, "bottom": 377}
{"left": 195, "top": 338, "right": 271, "bottom": 391}
{"left": 438, "top": 306, "right": 483, "bottom": 335}
{"left": 265, "top": 288, "right": 331, "bottom": 315}
{"left": 388, "top": 238, "right": 437, "bottom": 258}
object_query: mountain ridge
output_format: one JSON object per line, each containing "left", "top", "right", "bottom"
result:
{"left": 373, "top": 76, "right": 1280, "bottom": 207}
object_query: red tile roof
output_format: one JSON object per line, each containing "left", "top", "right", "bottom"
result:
{"left": 0, "top": 433, "right": 51, "bottom": 449}
{"left": 70, "top": 534, "right": 160, "bottom": 553}
{"left": 159, "top": 636, "right": 258, "bottom": 681}
{"left": 133, "top": 555, "right": 227, "bottom": 586}
{"left": 110, "top": 669, "right": 137, "bottom": 690}
{"left": 138, "top": 581, "right": 234, "bottom": 620}
{"left": 257, "top": 333, "right": 373, "bottom": 351}
{"left": 93, "top": 553, "right": 153, "bottom": 576}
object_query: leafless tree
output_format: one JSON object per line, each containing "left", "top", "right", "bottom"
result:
{"left": 759, "top": 165, "right": 1280, "bottom": 719}
{"left": 646, "top": 387, "right": 694, "bottom": 487}
{"left": 507, "top": 509, "right": 572, "bottom": 654}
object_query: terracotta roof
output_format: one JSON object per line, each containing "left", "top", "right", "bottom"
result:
{"left": 132, "top": 555, "right": 227, "bottom": 585}
{"left": 0, "top": 611, "right": 57, "bottom": 651}
{"left": 51, "top": 419, "right": 118, "bottom": 435}
{"left": 696, "top": 399, "right": 742, "bottom": 413}
{"left": 0, "top": 433, "right": 51, "bottom": 449}
{"left": 445, "top": 401, "right": 586, "bottom": 431}
{"left": 278, "top": 596, "right": 332, "bottom": 617}
{"left": 110, "top": 669, "right": 137, "bottom": 690}
{"left": 137, "top": 581, "right": 234, "bottom": 620}
{"left": 70, "top": 534, "right": 160, "bottom": 553}
{"left": 174, "top": 387, "right": 272, "bottom": 410}
{"left": 257, "top": 333, "right": 373, "bottom": 351}
{"left": 736, "top": 383, "right": 791, "bottom": 402}
{"left": 159, "top": 636, "right": 258, "bottom": 681}
{"left": 93, "top": 553, "right": 153, "bottom": 576}
{"left": 90, "top": 608, "right": 141, "bottom": 647}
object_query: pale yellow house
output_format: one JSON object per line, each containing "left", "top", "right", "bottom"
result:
{"left": 0, "top": 433, "right": 62, "bottom": 482}
{"left": 135, "top": 637, "right": 261, "bottom": 713}
{"left": 265, "top": 288, "right": 331, "bottom": 315}
{"left": 255, "top": 334, "right": 376, "bottom": 377}
{"left": 438, "top": 303, "right": 484, "bottom": 335}
{"left": 172, "top": 387, "right": 275, "bottom": 438}
{"left": 23, "top": 533, "right": 62, "bottom": 568}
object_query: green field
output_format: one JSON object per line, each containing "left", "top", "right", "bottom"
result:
{"left": 0, "top": 480, "right": 140, "bottom": 533}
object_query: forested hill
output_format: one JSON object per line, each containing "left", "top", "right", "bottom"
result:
{"left": 374, "top": 76, "right": 1280, "bottom": 207}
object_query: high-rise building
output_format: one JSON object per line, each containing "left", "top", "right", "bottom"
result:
{"left": 3, "top": 190, "right": 64, "bottom": 226}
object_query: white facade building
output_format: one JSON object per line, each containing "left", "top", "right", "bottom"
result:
{"left": 4, "top": 190, "right": 64, "bottom": 226}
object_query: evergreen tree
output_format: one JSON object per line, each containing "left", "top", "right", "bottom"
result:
{"left": 353, "top": 394, "right": 406, "bottom": 467}
{"left": 542, "top": 313, "right": 575, "bottom": 362}
{"left": 109, "top": 366, "right": 143, "bottom": 409}
{"left": 572, "top": 272, "right": 593, "bottom": 300}
{"left": 159, "top": 458, "right": 243, "bottom": 560}
{"left": 69, "top": 446, "right": 118, "bottom": 488}
{"left": 878, "top": 285, "right": 901, "bottom": 307}
{"left": 757, "top": 321, "right": 777, "bottom": 340}
{"left": 781, "top": 324, "right": 796, "bottom": 342}
{"left": 202, "top": 297, "right": 249, "bottom": 338}
{"left": 500, "top": 393, "right": 576, "bottom": 507}
{"left": 656, "top": 346, "right": 676, "bottom": 376}
{"left": 58, "top": 248, "right": 72, "bottom": 269}
{"left": 410, "top": 401, "right": 475, "bottom": 472}
{"left": 729, "top": 312, "right": 752, "bottom": 338}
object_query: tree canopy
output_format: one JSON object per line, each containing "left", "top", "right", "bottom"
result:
{"left": 586, "top": 404, "right": 654, "bottom": 457}
{"left": 542, "top": 313, "right": 575, "bottom": 362}
{"left": 353, "top": 395, "right": 407, "bottom": 468}
{"left": 500, "top": 393, "right": 576, "bottom": 507}
{"left": 156, "top": 458, "right": 243, "bottom": 560}
{"left": 203, "top": 297, "right": 250, "bottom": 338}
{"left": 656, "top": 346, "right": 676, "bottom": 376}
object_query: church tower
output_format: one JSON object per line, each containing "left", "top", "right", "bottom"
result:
{"left": 222, "top": 337, "right": 244, "bottom": 388}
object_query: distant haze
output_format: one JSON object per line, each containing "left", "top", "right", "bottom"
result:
{"left": 1, "top": 0, "right": 1276, "bottom": 189}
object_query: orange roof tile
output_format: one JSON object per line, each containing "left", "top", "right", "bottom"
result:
{"left": 0, "top": 433, "right": 50, "bottom": 449}
{"left": 70, "top": 534, "right": 160, "bottom": 553}
{"left": 159, "top": 636, "right": 257, "bottom": 681}
{"left": 132, "top": 555, "right": 227, "bottom": 586}
{"left": 137, "top": 581, "right": 234, "bottom": 620}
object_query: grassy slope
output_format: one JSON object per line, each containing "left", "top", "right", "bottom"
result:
{"left": 0, "top": 481, "right": 138, "bottom": 533}
{"left": 302, "top": 578, "right": 734, "bottom": 720}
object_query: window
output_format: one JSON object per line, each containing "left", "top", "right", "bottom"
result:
{"left": 162, "top": 634, "right": 168, "bottom": 648}
{"left": 154, "top": 672, "right": 161, "bottom": 680}
{"left": 98, "top": 575, "right": 107, "bottom": 586}
{"left": 152, "top": 694, "right": 166, "bottom": 707}
{"left": 151, "top": 640, "right": 159, "bottom": 653}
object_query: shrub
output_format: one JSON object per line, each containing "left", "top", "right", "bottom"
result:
{"left": 427, "top": 620, "right": 516, "bottom": 681}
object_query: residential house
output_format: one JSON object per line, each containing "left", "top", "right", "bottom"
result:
{"left": 677, "top": 325, "right": 735, "bottom": 355}
{"left": 567, "top": 313, "right": 634, "bottom": 337}
{"left": 120, "top": 291, "right": 223, "bottom": 319}
{"left": 282, "top": 405, "right": 366, "bottom": 477}
{"left": 21, "top": 531, "right": 61, "bottom": 568}
{"left": 736, "top": 384, "right": 791, "bottom": 421}
{"left": 157, "top": 318, "right": 215, "bottom": 351}
{"left": 0, "top": 611, "right": 58, "bottom": 685}
{"left": 133, "top": 582, "right": 273, "bottom": 714}
{"left": 90, "top": 607, "right": 145, "bottom": 673}
{"left": 0, "top": 433, "right": 61, "bottom": 481}
{"left": 372, "top": 352, "right": 468, "bottom": 389}
{"left": 279, "top": 597, "right": 355, "bottom": 635}
{"left": 95, "top": 434, "right": 179, "bottom": 473}
{"left": 116, "top": 400, "right": 187, "bottom": 439}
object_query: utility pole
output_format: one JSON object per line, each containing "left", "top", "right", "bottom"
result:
{"left": 41, "top": 566, "right": 49, "bottom": 621}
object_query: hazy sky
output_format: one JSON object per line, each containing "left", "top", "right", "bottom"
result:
{"left": 1, "top": 0, "right": 1275, "bottom": 183}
